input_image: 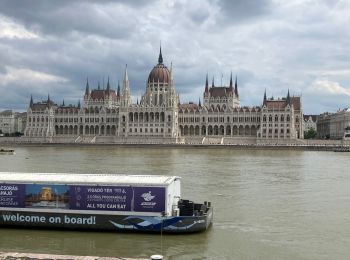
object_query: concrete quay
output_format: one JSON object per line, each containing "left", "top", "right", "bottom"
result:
{"left": 0, "top": 252, "right": 148, "bottom": 260}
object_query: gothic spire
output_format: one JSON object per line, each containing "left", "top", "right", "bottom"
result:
{"left": 205, "top": 73, "right": 209, "bottom": 93}
{"left": 229, "top": 72, "right": 233, "bottom": 91}
{"left": 234, "top": 75, "right": 239, "bottom": 97}
{"left": 263, "top": 89, "right": 267, "bottom": 105}
{"left": 85, "top": 78, "right": 90, "bottom": 95}
{"left": 123, "top": 64, "right": 129, "bottom": 83}
{"left": 107, "top": 76, "right": 110, "bottom": 91}
{"left": 122, "top": 64, "right": 131, "bottom": 107}
{"left": 199, "top": 97, "right": 201, "bottom": 107}
{"left": 286, "top": 89, "right": 291, "bottom": 104}
{"left": 62, "top": 99, "right": 65, "bottom": 106}
{"left": 47, "top": 94, "right": 51, "bottom": 107}
{"left": 158, "top": 45, "right": 163, "bottom": 64}
{"left": 77, "top": 99, "right": 81, "bottom": 109}
{"left": 212, "top": 76, "right": 215, "bottom": 88}
{"left": 30, "top": 94, "right": 33, "bottom": 107}
{"left": 117, "top": 80, "right": 120, "bottom": 97}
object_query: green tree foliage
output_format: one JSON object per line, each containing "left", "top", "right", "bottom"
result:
{"left": 304, "top": 128, "right": 317, "bottom": 139}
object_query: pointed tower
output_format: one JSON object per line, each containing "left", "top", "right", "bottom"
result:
{"left": 212, "top": 76, "right": 215, "bottom": 88}
{"left": 158, "top": 45, "right": 163, "bottom": 64}
{"left": 62, "top": 99, "right": 65, "bottom": 106}
{"left": 29, "top": 95, "right": 33, "bottom": 108}
{"left": 170, "top": 61, "right": 174, "bottom": 86}
{"left": 77, "top": 100, "right": 81, "bottom": 109}
{"left": 85, "top": 78, "right": 90, "bottom": 96}
{"left": 122, "top": 64, "right": 131, "bottom": 107}
{"left": 286, "top": 89, "right": 291, "bottom": 105}
{"left": 106, "top": 76, "right": 110, "bottom": 92}
{"left": 205, "top": 74, "right": 209, "bottom": 93}
{"left": 263, "top": 89, "right": 267, "bottom": 106}
{"left": 199, "top": 98, "right": 201, "bottom": 107}
{"left": 47, "top": 94, "right": 51, "bottom": 108}
{"left": 117, "top": 80, "right": 120, "bottom": 97}
{"left": 234, "top": 75, "right": 239, "bottom": 97}
{"left": 229, "top": 72, "right": 233, "bottom": 92}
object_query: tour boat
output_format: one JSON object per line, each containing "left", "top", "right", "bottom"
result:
{"left": 0, "top": 172, "right": 213, "bottom": 233}
{"left": 0, "top": 149, "right": 15, "bottom": 155}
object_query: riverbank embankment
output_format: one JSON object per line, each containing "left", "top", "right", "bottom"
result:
{"left": 0, "top": 252, "right": 148, "bottom": 260}
{"left": 1, "top": 137, "right": 349, "bottom": 151}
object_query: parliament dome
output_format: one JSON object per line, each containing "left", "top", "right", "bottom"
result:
{"left": 147, "top": 47, "right": 171, "bottom": 84}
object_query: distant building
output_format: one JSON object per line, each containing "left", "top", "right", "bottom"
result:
{"left": 303, "top": 115, "right": 317, "bottom": 132}
{"left": 24, "top": 49, "right": 304, "bottom": 144}
{"left": 0, "top": 110, "right": 26, "bottom": 135}
{"left": 317, "top": 109, "right": 350, "bottom": 139}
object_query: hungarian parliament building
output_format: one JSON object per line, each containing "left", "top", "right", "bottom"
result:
{"left": 24, "top": 49, "right": 303, "bottom": 144}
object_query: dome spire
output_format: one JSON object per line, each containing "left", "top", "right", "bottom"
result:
{"left": 158, "top": 44, "right": 163, "bottom": 64}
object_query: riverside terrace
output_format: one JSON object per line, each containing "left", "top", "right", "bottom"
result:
{"left": 0, "top": 137, "right": 349, "bottom": 151}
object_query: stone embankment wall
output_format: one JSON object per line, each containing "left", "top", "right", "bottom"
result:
{"left": 0, "top": 252, "right": 147, "bottom": 260}
{"left": 1, "top": 136, "right": 349, "bottom": 148}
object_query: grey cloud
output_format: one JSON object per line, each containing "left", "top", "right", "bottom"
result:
{"left": 0, "top": 0, "right": 151, "bottom": 39}
{"left": 0, "top": 0, "right": 350, "bottom": 114}
{"left": 216, "top": 0, "right": 273, "bottom": 24}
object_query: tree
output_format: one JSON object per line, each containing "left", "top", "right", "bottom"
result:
{"left": 304, "top": 128, "right": 317, "bottom": 139}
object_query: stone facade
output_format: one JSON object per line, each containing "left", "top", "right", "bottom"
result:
{"left": 317, "top": 109, "right": 350, "bottom": 139}
{"left": 0, "top": 110, "right": 26, "bottom": 135}
{"left": 24, "top": 49, "right": 303, "bottom": 144}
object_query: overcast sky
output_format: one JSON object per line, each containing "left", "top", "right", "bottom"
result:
{"left": 0, "top": 0, "right": 349, "bottom": 114}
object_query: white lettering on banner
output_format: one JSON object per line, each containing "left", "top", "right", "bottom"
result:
{"left": 0, "top": 185, "right": 18, "bottom": 191}
{"left": 2, "top": 213, "right": 46, "bottom": 223}
{"left": 1, "top": 214, "right": 96, "bottom": 225}
{"left": 64, "top": 215, "right": 96, "bottom": 225}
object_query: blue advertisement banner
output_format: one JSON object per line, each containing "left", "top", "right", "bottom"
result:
{"left": 133, "top": 187, "right": 165, "bottom": 213}
{"left": 69, "top": 185, "right": 133, "bottom": 211}
{"left": 1, "top": 184, "right": 165, "bottom": 213}
{"left": 0, "top": 184, "right": 25, "bottom": 208}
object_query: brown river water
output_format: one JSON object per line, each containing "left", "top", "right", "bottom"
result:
{"left": 0, "top": 146, "right": 350, "bottom": 259}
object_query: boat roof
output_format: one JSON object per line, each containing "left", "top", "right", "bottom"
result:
{"left": 0, "top": 172, "right": 180, "bottom": 186}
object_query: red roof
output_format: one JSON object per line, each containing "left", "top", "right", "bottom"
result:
{"left": 209, "top": 87, "right": 233, "bottom": 98}
{"left": 90, "top": 89, "right": 118, "bottom": 101}
{"left": 265, "top": 97, "right": 301, "bottom": 110}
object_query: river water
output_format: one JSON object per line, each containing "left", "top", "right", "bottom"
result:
{"left": 0, "top": 146, "right": 350, "bottom": 260}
